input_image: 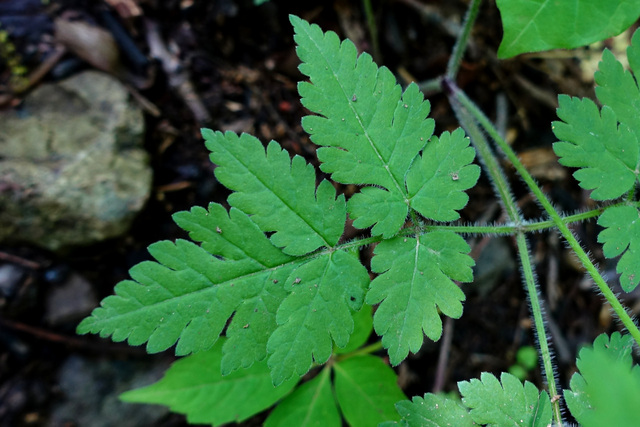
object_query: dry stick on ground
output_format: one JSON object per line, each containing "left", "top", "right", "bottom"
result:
{"left": 144, "top": 18, "right": 212, "bottom": 125}
{"left": 0, "top": 316, "right": 148, "bottom": 355}
{"left": 432, "top": 316, "right": 454, "bottom": 393}
{"left": 0, "top": 251, "right": 41, "bottom": 270}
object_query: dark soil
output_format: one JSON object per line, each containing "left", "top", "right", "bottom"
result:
{"left": 0, "top": 0, "right": 634, "bottom": 426}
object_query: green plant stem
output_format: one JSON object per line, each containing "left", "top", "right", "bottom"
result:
{"left": 362, "top": 0, "right": 382, "bottom": 63}
{"left": 446, "top": 0, "right": 482, "bottom": 79}
{"left": 516, "top": 232, "right": 563, "bottom": 423}
{"left": 418, "top": 76, "right": 443, "bottom": 95}
{"left": 336, "top": 341, "right": 384, "bottom": 361}
{"left": 337, "top": 206, "right": 610, "bottom": 252}
{"left": 447, "top": 89, "right": 563, "bottom": 424}
{"left": 448, "top": 81, "right": 640, "bottom": 348}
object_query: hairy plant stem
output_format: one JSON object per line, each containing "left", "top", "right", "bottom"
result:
{"left": 337, "top": 204, "right": 609, "bottom": 253}
{"left": 446, "top": 0, "right": 482, "bottom": 79}
{"left": 446, "top": 87, "right": 563, "bottom": 424}
{"left": 449, "top": 81, "right": 640, "bottom": 348}
{"left": 515, "top": 232, "right": 562, "bottom": 419}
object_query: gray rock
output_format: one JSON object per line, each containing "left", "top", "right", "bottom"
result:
{"left": 45, "top": 272, "right": 97, "bottom": 325}
{"left": 49, "top": 355, "right": 171, "bottom": 427}
{"left": 0, "top": 264, "right": 25, "bottom": 299}
{"left": 0, "top": 71, "right": 152, "bottom": 252}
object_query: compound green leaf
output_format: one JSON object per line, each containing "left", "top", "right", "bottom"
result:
{"left": 386, "top": 394, "right": 474, "bottom": 427}
{"left": 565, "top": 332, "right": 640, "bottom": 427}
{"left": 366, "top": 231, "right": 473, "bottom": 365}
{"left": 597, "top": 205, "right": 640, "bottom": 291}
{"left": 203, "top": 129, "right": 346, "bottom": 256}
{"left": 264, "top": 368, "right": 340, "bottom": 427}
{"left": 292, "top": 15, "right": 435, "bottom": 237}
{"left": 333, "top": 355, "right": 405, "bottom": 426}
{"left": 553, "top": 94, "right": 639, "bottom": 200}
{"left": 406, "top": 128, "right": 481, "bottom": 221}
{"left": 458, "top": 372, "right": 552, "bottom": 426}
{"left": 77, "top": 205, "right": 295, "bottom": 361}
{"left": 267, "top": 249, "right": 370, "bottom": 385}
{"left": 496, "top": 0, "right": 640, "bottom": 58}
{"left": 120, "top": 338, "right": 298, "bottom": 426}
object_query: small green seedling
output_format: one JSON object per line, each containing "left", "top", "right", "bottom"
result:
{"left": 508, "top": 346, "right": 538, "bottom": 381}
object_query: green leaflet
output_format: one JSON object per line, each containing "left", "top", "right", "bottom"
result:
{"left": 595, "top": 29, "right": 640, "bottom": 135}
{"left": 203, "top": 130, "right": 346, "bottom": 256}
{"left": 553, "top": 30, "right": 640, "bottom": 200}
{"left": 366, "top": 231, "right": 473, "bottom": 365}
{"left": 292, "top": 15, "right": 435, "bottom": 237}
{"left": 267, "top": 249, "right": 369, "bottom": 385}
{"left": 458, "top": 372, "right": 552, "bottom": 427}
{"left": 120, "top": 338, "right": 298, "bottom": 426}
{"left": 565, "top": 332, "right": 640, "bottom": 427}
{"left": 333, "top": 355, "right": 405, "bottom": 426}
{"left": 597, "top": 205, "right": 640, "bottom": 291}
{"left": 553, "top": 95, "right": 638, "bottom": 200}
{"left": 406, "top": 128, "right": 480, "bottom": 221}
{"left": 264, "top": 368, "right": 340, "bottom": 427}
{"left": 382, "top": 394, "right": 474, "bottom": 427}
{"left": 496, "top": 0, "right": 640, "bottom": 58}
{"left": 77, "top": 204, "right": 294, "bottom": 360}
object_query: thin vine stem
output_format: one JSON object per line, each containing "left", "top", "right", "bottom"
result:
{"left": 448, "top": 81, "right": 640, "bottom": 348}
{"left": 447, "top": 89, "right": 563, "bottom": 424}
{"left": 446, "top": 0, "right": 482, "bottom": 79}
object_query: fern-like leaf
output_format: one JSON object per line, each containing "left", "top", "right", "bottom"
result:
{"left": 366, "top": 231, "right": 473, "bottom": 365}
{"left": 565, "top": 332, "right": 640, "bottom": 427}
{"left": 80, "top": 14, "right": 479, "bottom": 390}
{"left": 458, "top": 372, "right": 552, "bottom": 426}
